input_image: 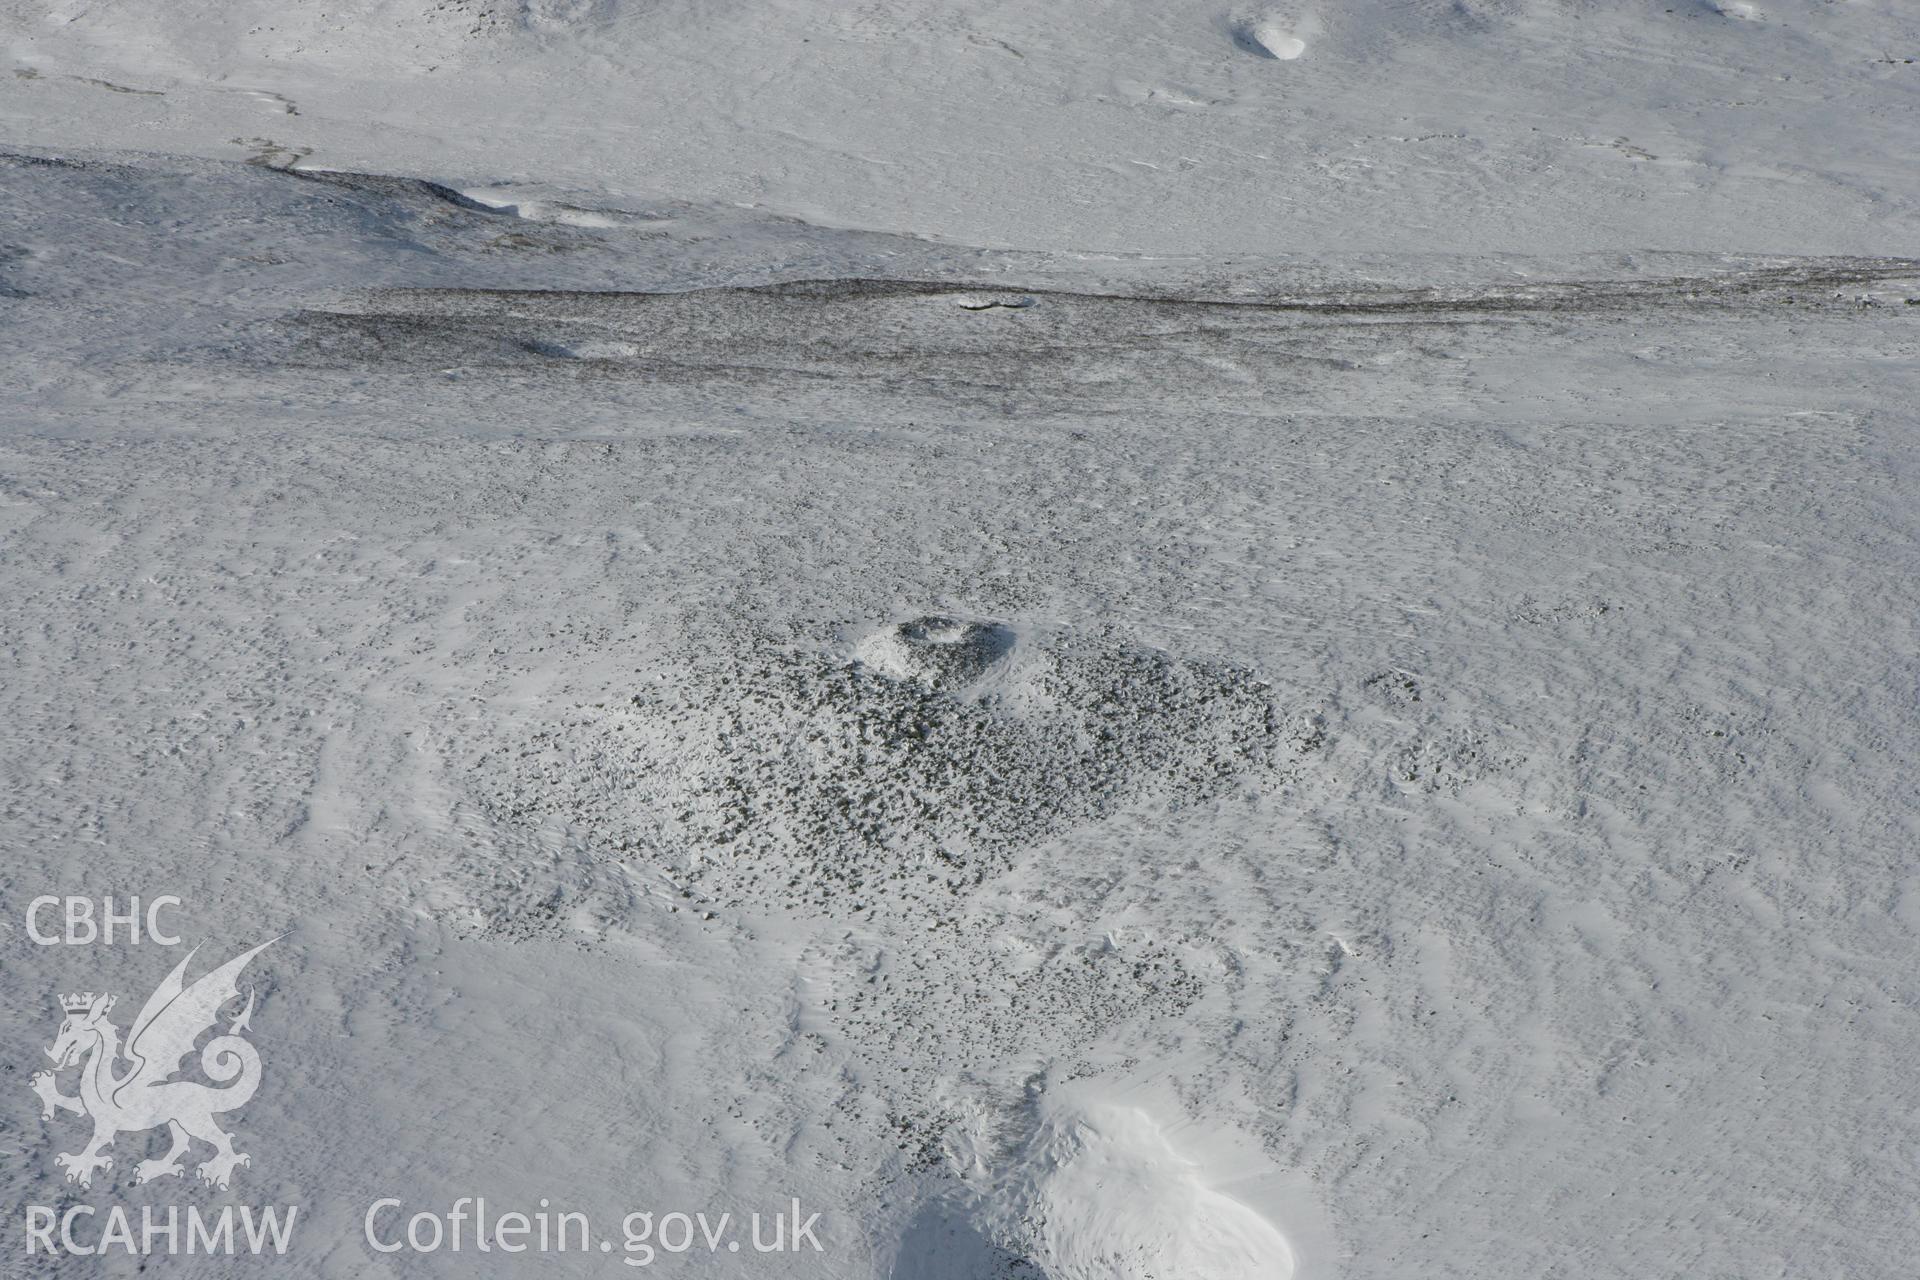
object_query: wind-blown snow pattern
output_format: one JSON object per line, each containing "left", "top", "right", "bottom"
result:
{"left": 1, "top": 2, "right": 1918, "bottom": 1277}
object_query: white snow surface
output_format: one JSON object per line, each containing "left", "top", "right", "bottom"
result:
{"left": 1, "top": 4, "right": 1919, "bottom": 1279}
{"left": 4, "top": 0, "right": 1920, "bottom": 254}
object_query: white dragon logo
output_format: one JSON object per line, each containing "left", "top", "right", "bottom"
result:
{"left": 30, "top": 938, "right": 276, "bottom": 1191}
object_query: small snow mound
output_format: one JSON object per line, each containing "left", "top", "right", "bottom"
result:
{"left": 459, "top": 187, "right": 668, "bottom": 230}
{"left": 1236, "top": 17, "right": 1306, "bottom": 60}
{"left": 525, "top": 338, "right": 639, "bottom": 360}
{"left": 981, "top": 1098, "right": 1297, "bottom": 1280}
{"left": 952, "top": 293, "right": 1038, "bottom": 311}
{"left": 1715, "top": 1, "right": 1762, "bottom": 18}
{"left": 856, "top": 615, "right": 1017, "bottom": 691}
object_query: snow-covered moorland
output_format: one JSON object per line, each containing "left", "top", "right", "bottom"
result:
{"left": 2, "top": 2, "right": 1918, "bottom": 1277}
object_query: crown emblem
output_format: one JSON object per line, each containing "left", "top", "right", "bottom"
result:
{"left": 60, "top": 992, "right": 96, "bottom": 1014}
